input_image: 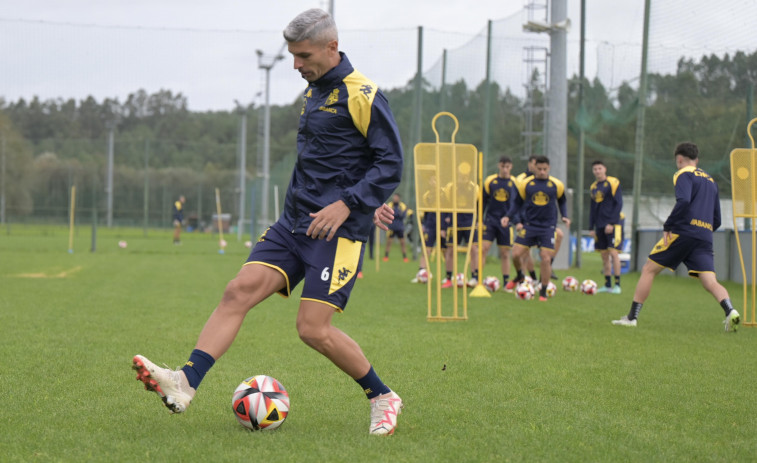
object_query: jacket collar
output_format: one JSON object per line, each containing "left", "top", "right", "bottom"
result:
{"left": 312, "top": 52, "right": 353, "bottom": 88}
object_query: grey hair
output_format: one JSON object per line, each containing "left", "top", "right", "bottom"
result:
{"left": 283, "top": 8, "right": 338, "bottom": 44}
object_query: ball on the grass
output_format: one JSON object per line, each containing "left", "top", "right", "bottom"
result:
{"left": 515, "top": 281, "right": 535, "bottom": 300}
{"left": 118, "top": 240, "right": 128, "bottom": 249}
{"left": 244, "top": 240, "right": 253, "bottom": 249}
{"left": 417, "top": 268, "right": 430, "bottom": 284}
{"left": 562, "top": 276, "right": 579, "bottom": 291}
{"left": 483, "top": 276, "right": 500, "bottom": 292}
{"left": 455, "top": 272, "right": 466, "bottom": 288}
{"left": 232, "top": 375, "right": 290, "bottom": 431}
{"left": 581, "top": 279, "right": 598, "bottom": 295}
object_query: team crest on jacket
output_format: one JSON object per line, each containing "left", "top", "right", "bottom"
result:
{"left": 532, "top": 191, "right": 549, "bottom": 206}
{"left": 326, "top": 88, "right": 339, "bottom": 106}
{"left": 594, "top": 191, "right": 605, "bottom": 203}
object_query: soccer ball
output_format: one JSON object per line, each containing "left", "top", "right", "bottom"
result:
{"left": 545, "top": 281, "right": 557, "bottom": 297}
{"left": 118, "top": 240, "right": 128, "bottom": 249}
{"left": 535, "top": 281, "right": 558, "bottom": 297}
{"left": 581, "top": 279, "right": 598, "bottom": 295}
{"left": 232, "top": 375, "right": 290, "bottom": 431}
{"left": 562, "top": 276, "right": 579, "bottom": 292}
{"left": 515, "top": 281, "right": 535, "bottom": 300}
{"left": 456, "top": 273, "right": 466, "bottom": 288}
{"left": 244, "top": 240, "right": 253, "bottom": 249}
{"left": 483, "top": 276, "right": 501, "bottom": 292}
{"left": 416, "top": 269, "right": 430, "bottom": 284}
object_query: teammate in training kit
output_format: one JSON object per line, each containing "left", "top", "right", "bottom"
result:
{"left": 172, "top": 195, "right": 186, "bottom": 244}
{"left": 589, "top": 160, "right": 623, "bottom": 294}
{"left": 384, "top": 193, "right": 411, "bottom": 262}
{"left": 412, "top": 173, "right": 446, "bottom": 283}
{"left": 612, "top": 142, "right": 739, "bottom": 331}
{"left": 441, "top": 162, "right": 479, "bottom": 288}
{"left": 481, "top": 156, "right": 519, "bottom": 291}
{"left": 132, "top": 8, "right": 405, "bottom": 435}
{"left": 509, "top": 155, "right": 562, "bottom": 285}
{"left": 501, "top": 156, "right": 570, "bottom": 301}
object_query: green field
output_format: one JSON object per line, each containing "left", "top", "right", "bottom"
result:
{"left": 1, "top": 225, "right": 755, "bottom": 462}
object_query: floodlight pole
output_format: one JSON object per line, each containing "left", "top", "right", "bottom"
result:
{"left": 256, "top": 50, "right": 284, "bottom": 230}
{"left": 1, "top": 131, "right": 5, "bottom": 225}
{"left": 105, "top": 120, "right": 116, "bottom": 228}
{"left": 235, "top": 101, "right": 248, "bottom": 241}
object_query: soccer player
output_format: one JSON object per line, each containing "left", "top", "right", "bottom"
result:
{"left": 172, "top": 195, "right": 186, "bottom": 244}
{"left": 510, "top": 155, "right": 563, "bottom": 284}
{"left": 132, "top": 8, "right": 405, "bottom": 435}
{"left": 440, "top": 162, "right": 479, "bottom": 288}
{"left": 501, "top": 156, "right": 570, "bottom": 301}
{"left": 384, "top": 193, "right": 411, "bottom": 262}
{"left": 412, "top": 172, "right": 446, "bottom": 283}
{"left": 481, "top": 156, "right": 519, "bottom": 291}
{"left": 589, "top": 160, "right": 623, "bottom": 294}
{"left": 612, "top": 142, "right": 740, "bottom": 331}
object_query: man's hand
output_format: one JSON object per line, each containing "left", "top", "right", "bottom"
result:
{"left": 307, "top": 200, "right": 350, "bottom": 241}
{"left": 562, "top": 217, "right": 571, "bottom": 228}
{"left": 604, "top": 224, "right": 613, "bottom": 235}
{"left": 500, "top": 216, "right": 510, "bottom": 228}
{"left": 663, "top": 230, "right": 672, "bottom": 246}
{"left": 373, "top": 203, "right": 394, "bottom": 231}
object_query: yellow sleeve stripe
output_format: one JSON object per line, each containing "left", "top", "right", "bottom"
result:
{"left": 673, "top": 165, "right": 697, "bottom": 186}
{"left": 343, "top": 70, "right": 377, "bottom": 138}
{"left": 549, "top": 176, "right": 565, "bottom": 198}
{"left": 484, "top": 174, "right": 498, "bottom": 195}
{"left": 608, "top": 176, "right": 620, "bottom": 196}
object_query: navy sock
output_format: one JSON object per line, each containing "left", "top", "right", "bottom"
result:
{"left": 720, "top": 298, "right": 735, "bottom": 316}
{"left": 181, "top": 349, "right": 216, "bottom": 390}
{"left": 605, "top": 275, "right": 612, "bottom": 288}
{"left": 355, "top": 365, "right": 391, "bottom": 399}
{"left": 615, "top": 275, "right": 621, "bottom": 286}
{"left": 628, "top": 301, "right": 643, "bottom": 320}
{"left": 503, "top": 274, "right": 509, "bottom": 285}
{"left": 529, "top": 270, "right": 537, "bottom": 280}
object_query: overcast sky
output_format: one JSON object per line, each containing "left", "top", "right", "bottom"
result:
{"left": 2, "top": 0, "right": 751, "bottom": 111}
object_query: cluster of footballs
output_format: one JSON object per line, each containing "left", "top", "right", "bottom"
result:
{"left": 482, "top": 275, "right": 598, "bottom": 300}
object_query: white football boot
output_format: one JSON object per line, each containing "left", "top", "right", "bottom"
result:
{"left": 724, "top": 310, "right": 740, "bottom": 333}
{"left": 133, "top": 354, "right": 195, "bottom": 413}
{"left": 611, "top": 315, "right": 637, "bottom": 327}
{"left": 369, "top": 391, "right": 403, "bottom": 435}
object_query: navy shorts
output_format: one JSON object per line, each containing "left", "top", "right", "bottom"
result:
{"left": 594, "top": 224, "right": 623, "bottom": 251}
{"left": 422, "top": 226, "right": 446, "bottom": 249}
{"left": 245, "top": 222, "right": 364, "bottom": 311}
{"left": 387, "top": 229, "right": 405, "bottom": 239}
{"left": 482, "top": 216, "right": 513, "bottom": 247}
{"left": 446, "top": 227, "right": 478, "bottom": 246}
{"left": 648, "top": 233, "right": 714, "bottom": 277}
{"left": 513, "top": 225, "right": 556, "bottom": 251}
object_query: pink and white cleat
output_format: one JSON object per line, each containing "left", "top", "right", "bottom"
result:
{"left": 369, "top": 391, "right": 403, "bottom": 435}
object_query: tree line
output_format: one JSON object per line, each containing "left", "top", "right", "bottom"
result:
{"left": 0, "top": 49, "right": 754, "bottom": 226}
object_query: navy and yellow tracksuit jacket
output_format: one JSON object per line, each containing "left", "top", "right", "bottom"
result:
{"left": 664, "top": 166, "right": 721, "bottom": 242}
{"left": 280, "top": 53, "right": 403, "bottom": 242}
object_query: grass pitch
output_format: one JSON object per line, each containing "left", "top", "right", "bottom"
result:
{"left": 1, "top": 225, "right": 755, "bottom": 462}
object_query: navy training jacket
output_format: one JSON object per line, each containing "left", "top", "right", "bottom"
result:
{"left": 279, "top": 53, "right": 404, "bottom": 242}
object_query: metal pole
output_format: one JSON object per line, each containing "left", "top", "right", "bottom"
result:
{"left": 256, "top": 49, "right": 284, "bottom": 229}
{"left": 407, "top": 26, "right": 423, "bottom": 260}
{"left": 238, "top": 108, "right": 247, "bottom": 241}
{"left": 0, "top": 132, "right": 5, "bottom": 225}
{"left": 440, "top": 49, "right": 448, "bottom": 112}
{"left": 143, "top": 138, "right": 149, "bottom": 236}
{"left": 575, "top": 0, "right": 586, "bottom": 268}
{"left": 631, "top": 0, "right": 651, "bottom": 271}
{"left": 106, "top": 124, "right": 115, "bottom": 228}
{"left": 547, "top": 0, "right": 568, "bottom": 183}
{"left": 482, "top": 20, "right": 492, "bottom": 170}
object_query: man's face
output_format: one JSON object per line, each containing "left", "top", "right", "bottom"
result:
{"left": 592, "top": 163, "right": 607, "bottom": 181}
{"left": 392, "top": 194, "right": 400, "bottom": 204}
{"left": 534, "top": 162, "right": 550, "bottom": 179}
{"left": 499, "top": 162, "right": 512, "bottom": 178}
{"left": 288, "top": 39, "right": 338, "bottom": 82}
{"left": 528, "top": 159, "right": 537, "bottom": 172}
